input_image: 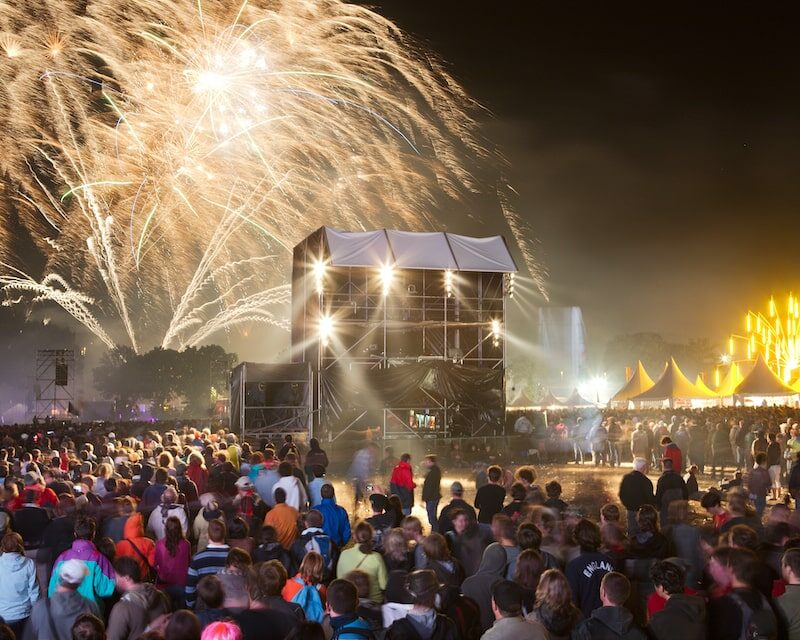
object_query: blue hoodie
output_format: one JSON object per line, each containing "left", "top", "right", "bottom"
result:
{"left": 0, "top": 551, "right": 40, "bottom": 622}
{"left": 317, "top": 497, "right": 351, "bottom": 546}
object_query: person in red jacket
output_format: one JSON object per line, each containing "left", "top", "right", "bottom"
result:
{"left": 389, "top": 453, "right": 416, "bottom": 516}
{"left": 186, "top": 452, "right": 208, "bottom": 496}
{"left": 9, "top": 472, "right": 58, "bottom": 510}
{"left": 661, "top": 436, "right": 683, "bottom": 474}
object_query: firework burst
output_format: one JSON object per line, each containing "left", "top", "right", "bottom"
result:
{"left": 0, "top": 0, "right": 543, "bottom": 352}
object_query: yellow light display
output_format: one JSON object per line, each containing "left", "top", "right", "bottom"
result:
{"left": 729, "top": 293, "right": 800, "bottom": 382}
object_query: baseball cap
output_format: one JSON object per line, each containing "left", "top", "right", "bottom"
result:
{"left": 450, "top": 481, "right": 464, "bottom": 494}
{"left": 59, "top": 559, "right": 88, "bottom": 587}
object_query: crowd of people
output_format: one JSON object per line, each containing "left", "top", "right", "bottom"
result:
{"left": 0, "top": 409, "right": 800, "bottom": 639}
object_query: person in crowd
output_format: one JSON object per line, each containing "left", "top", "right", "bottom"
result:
{"left": 306, "top": 466, "right": 326, "bottom": 509}
{"left": 384, "top": 569, "right": 457, "bottom": 639}
{"left": 565, "top": 518, "right": 616, "bottom": 618}
{"left": 49, "top": 517, "right": 116, "bottom": 611}
{"left": 115, "top": 511, "right": 156, "bottom": 581}
{"left": 748, "top": 452, "right": 771, "bottom": 516}
{"left": 437, "top": 481, "right": 477, "bottom": 534}
{"left": 589, "top": 420, "right": 609, "bottom": 467}
{"left": 106, "top": 556, "right": 169, "bottom": 640}
{"left": 647, "top": 560, "right": 706, "bottom": 640}
{"left": 226, "top": 517, "right": 254, "bottom": 556}
{"left": 252, "top": 526, "right": 292, "bottom": 570}
{"left": 445, "top": 508, "right": 493, "bottom": 578}
{"left": 661, "top": 436, "right": 682, "bottom": 473}
{"left": 500, "top": 482, "right": 528, "bottom": 523}
{"left": 421, "top": 454, "right": 442, "bottom": 532}
{"left": 303, "top": 439, "right": 329, "bottom": 481}
{"left": 343, "top": 569, "right": 384, "bottom": 631}
{"left": 0, "top": 532, "right": 40, "bottom": 636}
{"left": 655, "top": 458, "right": 688, "bottom": 528}
{"left": 272, "top": 462, "right": 307, "bottom": 512}
{"left": 700, "top": 490, "right": 731, "bottom": 532}
{"left": 525, "top": 568, "right": 582, "bottom": 640}
{"left": 401, "top": 516, "right": 426, "bottom": 569}
{"left": 707, "top": 546, "right": 778, "bottom": 640}
{"left": 24, "top": 559, "right": 97, "bottom": 640}
{"left": 663, "top": 500, "right": 703, "bottom": 588}
{"left": 382, "top": 528, "right": 414, "bottom": 572}
{"left": 482, "top": 579, "right": 549, "bottom": 640}
{"left": 618, "top": 458, "right": 655, "bottom": 536}
{"left": 571, "top": 572, "right": 646, "bottom": 640}
{"left": 475, "top": 466, "right": 506, "bottom": 524}
{"left": 185, "top": 519, "right": 230, "bottom": 610}
{"left": 543, "top": 481, "right": 567, "bottom": 514}
{"left": 462, "top": 542, "right": 508, "bottom": 633}
{"left": 192, "top": 500, "right": 222, "bottom": 554}
{"left": 154, "top": 516, "right": 191, "bottom": 608}
{"left": 71, "top": 613, "right": 107, "bottom": 640}
{"left": 512, "top": 549, "right": 544, "bottom": 614}
{"left": 766, "top": 431, "right": 783, "bottom": 501}
{"left": 630, "top": 423, "right": 651, "bottom": 463}
{"left": 200, "top": 621, "right": 242, "bottom": 640}
{"left": 628, "top": 504, "right": 669, "bottom": 560}
{"left": 264, "top": 487, "right": 300, "bottom": 550}
{"left": 316, "top": 484, "right": 351, "bottom": 548}
{"left": 164, "top": 610, "right": 201, "bottom": 640}
{"left": 336, "top": 522, "right": 387, "bottom": 603}
{"left": 254, "top": 452, "right": 280, "bottom": 508}
{"left": 323, "top": 578, "right": 376, "bottom": 640}
{"left": 281, "top": 551, "right": 327, "bottom": 621}
{"left": 709, "top": 423, "right": 731, "bottom": 477}
{"left": 389, "top": 454, "right": 416, "bottom": 517}
{"left": 252, "top": 561, "right": 305, "bottom": 621}
{"left": 422, "top": 532, "right": 463, "bottom": 588}
{"left": 486, "top": 514, "right": 520, "bottom": 579}
{"left": 290, "top": 510, "right": 334, "bottom": 579}
{"left": 778, "top": 548, "right": 800, "bottom": 639}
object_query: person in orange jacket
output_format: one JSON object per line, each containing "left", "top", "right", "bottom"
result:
{"left": 116, "top": 512, "right": 156, "bottom": 580}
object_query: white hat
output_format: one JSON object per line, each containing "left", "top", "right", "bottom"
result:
{"left": 59, "top": 559, "right": 88, "bottom": 586}
{"left": 235, "top": 476, "right": 253, "bottom": 490}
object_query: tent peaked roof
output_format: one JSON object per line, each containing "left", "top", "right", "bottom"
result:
{"left": 734, "top": 355, "right": 798, "bottom": 396}
{"left": 611, "top": 361, "right": 655, "bottom": 402}
{"left": 717, "top": 363, "right": 743, "bottom": 396}
{"left": 632, "top": 358, "right": 717, "bottom": 401}
{"left": 694, "top": 375, "right": 718, "bottom": 397}
{"left": 537, "top": 389, "right": 565, "bottom": 408}
{"left": 565, "top": 388, "right": 595, "bottom": 407}
{"left": 508, "top": 390, "right": 536, "bottom": 409}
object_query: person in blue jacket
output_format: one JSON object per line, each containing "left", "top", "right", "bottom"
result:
{"left": 316, "top": 484, "right": 352, "bottom": 547}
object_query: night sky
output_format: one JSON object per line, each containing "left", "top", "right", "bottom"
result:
{"left": 366, "top": 0, "right": 800, "bottom": 356}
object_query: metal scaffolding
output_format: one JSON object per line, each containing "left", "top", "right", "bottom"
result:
{"left": 34, "top": 349, "right": 75, "bottom": 420}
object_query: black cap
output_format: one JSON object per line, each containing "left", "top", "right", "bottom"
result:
{"left": 491, "top": 580, "right": 523, "bottom": 615}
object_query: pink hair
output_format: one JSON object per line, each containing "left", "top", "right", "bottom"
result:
{"left": 201, "top": 622, "right": 242, "bottom": 640}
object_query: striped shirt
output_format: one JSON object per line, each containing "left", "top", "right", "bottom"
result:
{"left": 185, "top": 544, "right": 230, "bottom": 609}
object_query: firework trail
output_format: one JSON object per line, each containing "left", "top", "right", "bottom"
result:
{"left": 0, "top": 0, "right": 543, "bottom": 351}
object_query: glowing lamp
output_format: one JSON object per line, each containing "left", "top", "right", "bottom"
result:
{"left": 491, "top": 318, "right": 501, "bottom": 347}
{"left": 379, "top": 264, "right": 394, "bottom": 297}
{"left": 319, "top": 314, "right": 333, "bottom": 347}
{"left": 312, "top": 260, "right": 326, "bottom": 294}
{"left": 444, "top": 269, "right": 454, "bottom": 298}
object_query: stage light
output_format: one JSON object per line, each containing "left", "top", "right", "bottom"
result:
{"left": 312, "top": 260, "right": 326, "bottom": 295}
{"left": 491, "top": 318, "right": 501, "bottom": 347}
{"left": 379, "top": 264, "right": 394, "bottom": 297}
{"left": 319, "top": 313, "right": 333, "bottom": 347}
{"left": 720, "top": 354, "right": 732, "bottom": 365}
{"left": 504, "top": 272, "right": 515, "bottom": 298}
{"left": 444, "top": 269, "right": 454, "bottom": 298}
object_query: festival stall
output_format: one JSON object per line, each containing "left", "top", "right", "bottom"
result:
{"left": 631, "top": 358, "right": 718, "bottom": 408}
{"left": 609, "top": 361, "right": 655, "bottom": 408}
{"left": 732, "top": 354, "right": 799, "bottom": 406}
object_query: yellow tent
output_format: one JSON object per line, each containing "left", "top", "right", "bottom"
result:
{"left": 717, "top": 363, "right": 743, "bottom": 396}
{"left": 734, "top": 354, "right": 798, "bottom": 396}
{"left": 694, "top": 375, "right": 718, "bottom": 397}
{"left": 631, "top": 358, "right": 718, "bottom": 406}
{"left": 610, "top": 361, "right": 655, "bottom": 404}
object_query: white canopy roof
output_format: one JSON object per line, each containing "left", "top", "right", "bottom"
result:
{"left": 322, "top": 227, "right": 517, "bottom": 273}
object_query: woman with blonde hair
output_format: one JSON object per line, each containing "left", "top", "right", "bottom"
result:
{"left": 381, "top": 528, "right": 413, "bottom": 571}
{"left": 526, "top": 568, "right": 582, "bottom": 640}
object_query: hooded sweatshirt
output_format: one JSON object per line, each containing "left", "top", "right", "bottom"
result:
{"left": 572, "top": 605, "right": 647, "bottom": 640}
{"left": 273, "top": 475, "right": 307, "bottom": 511}
{"left": 648, "top": 594, "right": 706, "bottom": 640}
{"left": 0, "top": 552, "right": 39, "bottom": 622}
{"left": 116, "top": 513, "right": 156, "bottom": 580}
{"left": 107, "top": 584, "right": 170, "bottom": 640}
{"left": 461, "top": 543, "right": 507, "bottom": 632}
{"left": 24, "top": 590, "right": 99, "bottom": 640}
{"left": 404, "top": 608, "right": 437, "bottom": 640}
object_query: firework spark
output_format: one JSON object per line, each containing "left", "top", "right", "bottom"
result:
{"left": 0, "top": 0, "right": 543, "bottom": 352}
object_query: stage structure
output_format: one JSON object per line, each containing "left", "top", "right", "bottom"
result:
{"left": 292, "top": 227, "right": 517, "bottom": 441}
{"left": 230, "top": 362, "right": 312, "bottom": 440}
{"left": 34, "top": 349, "right": 75, "bottom": 420}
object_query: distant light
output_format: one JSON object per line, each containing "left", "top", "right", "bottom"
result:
{"left": 319, "top": 314, "right": 333, "bottom": 347}
{"left": 312, "top": 260, "right": 326, "bottom": 294}
{"left": 720, "top": 354, "right": 732, "bottom": 365}
{"left": 379, "top": 264, "right": 394, "bottom": 297}
{"left": 444, "top": 269, "right": 454, "bottom": 298}
{"left": 491, "top": 318, "right": 501, "bottom": 347}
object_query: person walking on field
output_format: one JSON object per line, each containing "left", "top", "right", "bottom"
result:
{"left": 421, "top": 454, "right": 442, "bottom": 532}
{"left": 389, "top": 453, "right": 416, "bottom": 516}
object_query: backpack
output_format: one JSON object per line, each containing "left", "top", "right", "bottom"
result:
{"left": 289, "top": 577, "right": 325, "bottom": 622}
{"left": 331, "top": 621, "right": 377, "bottom": 640}
{"left": 728, "top": 591, "right": 777, "bottom": 640}
{"left": 304, "top": 531, "right": 336, "bottom": 578}
{"left": 438, "top": 586, "right": 481, "bottom": 640}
